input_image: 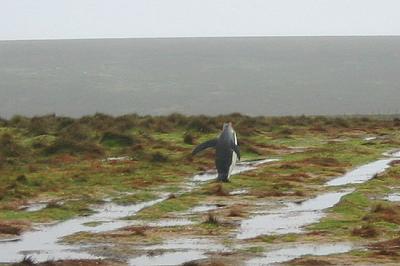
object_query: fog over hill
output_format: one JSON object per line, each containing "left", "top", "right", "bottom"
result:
{"left": 0, "top": 36, "right": 399, "bottom": 118}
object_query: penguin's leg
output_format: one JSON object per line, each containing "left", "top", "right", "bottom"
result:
{"left": 217, "top": 172, "right": 229, "bottom": 182}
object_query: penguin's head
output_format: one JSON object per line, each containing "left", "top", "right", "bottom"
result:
{"left": 222, "top": 122, "right": 232, "bottom": 131}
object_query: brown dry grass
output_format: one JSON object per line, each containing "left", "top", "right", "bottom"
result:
{"left": 228, "top": 206, "right": 244, "bottom": 217}
{"left": 279, "top": 163, "right": 301, "bottom": 170}
{"left": 209, "top": 184, "right": 230, "bottom": 196}
{"left": 0, "top": 222, "right": 23, "bottom": 235}
{"left": 183, "top": 259, "right": 230, "bottom": 266}
{"left": 283, "top": 173, "right": 311, "bottom": 182}
{"left": 203, "top": 213, "right": 220, "bottom": 225}
{"left": 36, "top": 259, "right": 122, "bottom": 266}
{"left": 299, "top": 157, "right": 342, "bottom": 167}
{"left": 351, "top": 224, "right": 378, "bottom": 238}
{"left": 167, "top": 193, "right": 177, "bottom": 199}
{"left": 251, "top": 190, "right": 285, "bottom": 198}
{"left": 363, "top": 204, "right": 400, "bottom": 224}
{"left": 124, "top": 226, "right": 149, "bottom": 236}
{"left": 389, "top": 160, "right": 400, "bottom": 166}
{"left": 369, "top": 237, "right": 400, "bottom": 255}
{"left": 291, "top": 258, "right": 333, "bottom": 265}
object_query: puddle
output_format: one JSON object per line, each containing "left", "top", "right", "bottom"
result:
{"left": 237, "top": 190, "right": 353, "bottom": 239}
{"left": 141, "top": 238, "right": 227, "bottom": 251}
{"left": 129, "top": 250, "right": 206, "bottom": 266}
{"left": 19, "top": 203, "right": 48, "bottom": 212}
{"left": 287, "top": 146, "right": 310, "bottom": 153}
{"left": 326, "top": 159, "right": 394, "bottom": 186}
{"left": 230, "top": 189, "right": 249, "bottom": 196}
{"left": 192, "top": 170, "right": 219, "bottom": 182}
{"left": 102, "top": 156, "right": 132, "bottom": 162}
{"left": 190, "top": 204, "right": 220, "bottom": 213}
{"left": 385, "top": 193, "right": 400, "bottom": 202}
{"left": 0, "top": 198, "right": 166, "bottom": 263}
{"left": 383, "top": 150, "right": 400, "bottom": 158}
{"left": 329, "top": 138, "right": 348, "bottom": 142}
{"left": 129, "top": 238, "right": 227, "bottom": 266}
{"left": 146, "top": 219, "right": 194, "bottom": 227}
{"left": 392, "top": 151, "right": 400, "bottom": 157}
{"left": 246, "top": 242, "right": 353, "bottom": 265}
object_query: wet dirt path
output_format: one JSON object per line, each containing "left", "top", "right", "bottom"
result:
{"left": 0, "top": 159, "right": 278, "bottom": 263}
{"left": 2, "top": 150, "right": 399, "bottom": 265}
{"left": 114, "top": 151, "right": 400, "bottom": 266}
{"left": 239, "top": 150, "right": 400, "bottom": 265}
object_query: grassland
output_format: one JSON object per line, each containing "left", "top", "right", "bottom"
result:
{"left": 1, "top": 113, "right": 400, "bottom": 265}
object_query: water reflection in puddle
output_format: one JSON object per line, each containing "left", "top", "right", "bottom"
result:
{"left": 0, "top": 198, "right": 166, "bottom": 263}
{"left": 392, "top": 151, "right": 400, "bottom": 157}
{"left": 146, "top": 219, "right": 194, "bottom": 227}
{"left": 230, "top": 189, "right": 248, "bottom": 196}
{"left": 246, "top": 242, "right": 353, "bottom": 265}
{"left": 190, "top": 204, "right": 220, "bottom": 213}
{"left": 239, "top": 151, "right": 400, "bottom": 240}
{"left": 237, "top": 190, "right": 353, "bottom": 239}
{"left": 20, "top": 203, "right": 48, "bottom": 212}
{"left": 326, "top": 159, "right": 394, "bottom": 186}
{"left": 129, "top": 238, "right": 227, "bottom": 266}
{"left": 385, "top": 193, "right": 400, "bottom": 202}
{"left": 129, "top": 250, "right": 206, "bottom": 266}
{"left": 141, "top": 238, "right": 227, "bottom": 251}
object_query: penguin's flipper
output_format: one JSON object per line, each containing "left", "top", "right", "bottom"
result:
{"left": 192, "top": 139, "right": 218, "bottom": 155}
{"left": 232, "top": 144, "right": 241, "bottom": 161}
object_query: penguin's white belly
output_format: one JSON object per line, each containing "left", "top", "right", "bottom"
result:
{"left": 227, "top": 151, "right": 237, "bottom": 180}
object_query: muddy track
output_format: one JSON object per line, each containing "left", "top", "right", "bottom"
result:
{"left": 123, "top": 150, "right": 400, "bottom": 266}
{"left": 0, "top": 159, "right": 278, "bottom": 263}
{"left": 239, "top": 150, "right": 400, "bottom": 265}
{"left": 1, "top": 151, "right": 400, "bottom": 265}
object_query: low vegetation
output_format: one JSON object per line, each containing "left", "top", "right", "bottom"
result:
{"left": 1, "top": 113, "right": 400, "bottom": 265}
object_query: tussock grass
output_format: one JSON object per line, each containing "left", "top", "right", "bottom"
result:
{"left": 0, "top": 133, "right": 24, "bottom": 157}
{"left": 150, "top": 152, "right": 169, "bottom": 163}
{"left": 183, "top": 132, "right": 195, "bottom": 144}
{"left": 183, "top": 261, "right": 229, "bottom": 266}
{"left": 0, "top": 223, "right": 22, "bottom": 235}
{"left": 369, "top": 237, "right": 400, "bottom": 255}
{"left": 203, "top": 212, "right": 220, "bottom": 226}
{"left": 100, "top": 131, "right": 135, "bottom": 147}
{"left": 12, "top": 256, "right": 36, "bottom": 266}
{"left": 228, "top": 206, "right": 244, "bottom": 217}
{"left": 209, "top": 184, "right": 230, "bottom": 196}
{"left": 43, "top": 138, "right": 104, "bottom": 157}
{"left": 299, "top": 157, "right": 341, "bottom": 167}
{"left": 113, "top": 192, "right": 157, "bottom": 205}
{"left": 364, "top": 204, "right": 400, "bottom": 224}
{"left": 291, "top": 258, "right": 333, "bottom": 266}
{"left": 352, "top": 224, "right": 378, "bottom": 238}
{"left": 125, "top": 226, "right": 148, "bottom": 236}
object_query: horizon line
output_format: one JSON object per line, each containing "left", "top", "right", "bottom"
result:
{"left": 1, "top": 34, "right": 400, "bottom": 42}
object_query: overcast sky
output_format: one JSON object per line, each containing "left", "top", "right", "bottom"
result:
{"left": 1, "top": 0, "right": 400, "bottom": 40}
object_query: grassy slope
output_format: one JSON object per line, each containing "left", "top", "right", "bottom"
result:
{"left": 1, "top": 114, "right": 400, "bottom": 265}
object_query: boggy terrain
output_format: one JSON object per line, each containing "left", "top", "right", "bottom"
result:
{"left": 1, "top": 114, "right": 400, "bottom": 265}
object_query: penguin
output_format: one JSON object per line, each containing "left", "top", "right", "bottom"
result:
{"left": 192, "top": 122, "right": 240, "bottom": 182}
